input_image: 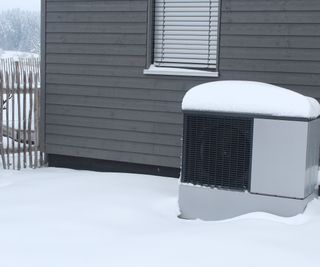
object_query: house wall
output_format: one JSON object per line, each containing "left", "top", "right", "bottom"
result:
{"left": 42, "top": 0, "right": 320, "bottom": 172}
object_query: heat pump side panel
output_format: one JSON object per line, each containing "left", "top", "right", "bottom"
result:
{"left": 305, "top": 118, "right": 320, "bottom": 196}
{"left": 250, "top": 118, "right": 308, "bottom": 199}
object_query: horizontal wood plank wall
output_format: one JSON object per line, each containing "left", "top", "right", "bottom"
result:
{"left": 44, "top": 0, "right": 320, "bottom": 169}
{"left": 45, "top": 0, "right": 213, "bottom": 168}
{"left": 219, "top": 0, "right": 320, "bottom": 98}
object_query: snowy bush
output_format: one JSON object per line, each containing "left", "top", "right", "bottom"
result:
{"left": 0, "top": 9, "right": 40, "bottom": 54}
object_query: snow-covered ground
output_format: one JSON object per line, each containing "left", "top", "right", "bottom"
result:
{"left": 0, "top": 167, "right": 319, "bottom": 267}
{"left": 0, "top": 50, "right": 39, "bottom": 59}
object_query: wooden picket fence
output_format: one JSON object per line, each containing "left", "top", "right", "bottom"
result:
{"left": 0, "top": 58, "right": 45, "bottom": 169}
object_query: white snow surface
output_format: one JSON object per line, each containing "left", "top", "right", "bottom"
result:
{"left": 182, "top": 81, "right": 320, "bottom": 119}
{"left": 0, "top": 50, "right": 39, "bottom": 59}
{"left": 0, "top": 167, "right": 320, "bottom": 267}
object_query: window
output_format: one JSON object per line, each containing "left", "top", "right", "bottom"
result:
{"left": 146, "top": 0, "right": 220, "bottom": 76}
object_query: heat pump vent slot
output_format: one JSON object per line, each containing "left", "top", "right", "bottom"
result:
{"left": 182, "top": 114, "right": 253, "bottom": 191}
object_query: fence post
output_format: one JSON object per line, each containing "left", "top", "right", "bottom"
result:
{"left": 17, "top": 65, "right": 21, "bottom": 170}
{"left": 23, "top": 71, "right": 27, "bottom": 168}
{"left": 5, "top": 71, "right": 10, "bottom": 168}
{"left": 34, "top": 73, "right": 39, "bottom": 168}
{"left": 28, "top": 72, "right": 33, "bottom": 168}
{"left": 11, "top": 72, "right": 15, "bottom": 170}
{"left": 0, "top": 72, "right": 7, "bottom": 169}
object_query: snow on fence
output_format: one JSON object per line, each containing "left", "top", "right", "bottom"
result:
{"left": 0, "top": 58, "right": 45, "bottom": 170}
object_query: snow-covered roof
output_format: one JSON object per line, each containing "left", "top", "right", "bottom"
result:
{"left": 182, "top": 81, "right": 320, "bottom": 119}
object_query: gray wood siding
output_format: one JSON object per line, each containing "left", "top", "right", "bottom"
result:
{"left": 219, "top": 0, "right": 320, "bottom": 98}
{"left": 43, "top": 0, "right": 320, "bottom": 168}
{"left": 44, "top": 0, "right": 211, "bottom": 167}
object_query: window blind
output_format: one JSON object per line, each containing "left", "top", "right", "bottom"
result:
{"left": 153, "top": 0, "right": 219, "bottom": 69}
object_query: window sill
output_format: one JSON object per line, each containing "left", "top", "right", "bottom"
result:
{"left": 143, "top": 66, "right": 219, "bottom": 78}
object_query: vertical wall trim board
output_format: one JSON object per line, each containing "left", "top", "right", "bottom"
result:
{"left": 146, "top": 0, "right": 154, "bottom": 68}
{"left": 40, "top": 0, "right": 47, "bottom": 151}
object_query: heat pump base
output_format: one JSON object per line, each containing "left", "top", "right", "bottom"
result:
{"left": 178, "top": 183, "right": 315, "bottom": 221}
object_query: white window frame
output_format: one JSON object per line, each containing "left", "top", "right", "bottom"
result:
{"left": 144, "top": 0, "right": 220, "bottom": 77}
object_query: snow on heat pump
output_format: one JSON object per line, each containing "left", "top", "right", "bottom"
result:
{"left": 179, "top": 81, "right": 320, "bottom": 221}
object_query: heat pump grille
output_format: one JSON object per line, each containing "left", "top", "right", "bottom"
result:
{"left": 182, "top": 114, "right": 253, "bottom": 191}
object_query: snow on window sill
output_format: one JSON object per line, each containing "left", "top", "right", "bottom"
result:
{"left": 143, "top": 65, "right": 219, "bottom": 78}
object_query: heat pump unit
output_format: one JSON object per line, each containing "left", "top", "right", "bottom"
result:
{"left": 179, "top": 81, "right": 320, "bottom": 220}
